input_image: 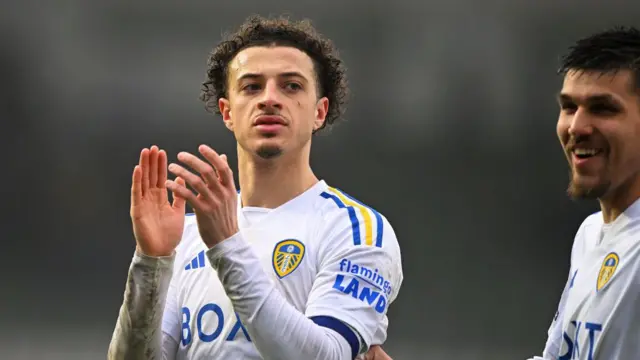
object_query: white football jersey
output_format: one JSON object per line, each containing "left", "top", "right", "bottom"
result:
{"left": 161, "top": 180, "right": 403, "bottom": 359}
{"left": 540, "top": 198, "right": 640, "bottom": 360}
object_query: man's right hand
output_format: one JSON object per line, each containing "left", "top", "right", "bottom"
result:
{"left": 130, "top": 145, "right": 187, "bottom": 257}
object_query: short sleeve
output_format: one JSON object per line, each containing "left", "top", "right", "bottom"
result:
{"left": 305, "top": 211, "right": 403, "bottom": 349}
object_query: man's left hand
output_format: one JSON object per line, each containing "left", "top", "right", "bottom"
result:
{"left": 359, "top": 345, "right": 393, "bottom": 360}
{"left": 166, "top": 144, "right": 238, "bottom": 248}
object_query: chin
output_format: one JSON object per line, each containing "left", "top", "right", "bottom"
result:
{"left": 255, "top": 145, "right": 283, "bottom": 159}
{"left": 567, "top": 176, "right": 610, "bottom": 199}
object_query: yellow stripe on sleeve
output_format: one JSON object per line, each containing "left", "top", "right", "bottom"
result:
{"left": 328, "top": 187, "right": 374, "bottom": 246}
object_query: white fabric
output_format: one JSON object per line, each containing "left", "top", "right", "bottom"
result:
{"left": 532, "top": 198, "right": 640, "bottom": 360}
{"left": 205, "top": 233, "right": 352, "bottom": 360}
{"left": 109, "top": 180, "right": 403, "bottom": 360}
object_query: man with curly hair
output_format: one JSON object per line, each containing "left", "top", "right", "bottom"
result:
{"left": 108, "top": 15, "right": 403, "bottom": 360}
{"left": 528, "top": 26, "right": 640, "bottom": 360}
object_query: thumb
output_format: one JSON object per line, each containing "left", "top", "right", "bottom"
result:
{"left": 171, "top": 177, "right": 187, "bottom": 210}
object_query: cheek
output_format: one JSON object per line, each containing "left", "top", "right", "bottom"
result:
{"left": 620, "top": 134, "right": 640, "bottom": 166}
{"left": 556, "top": 120, "right": 569, "bottom": 143}
{"left": 293, "top": 104, "right": 316, "bottom": 129}
{"left": 231, "top": 105, "right": 250, "bottom": 125}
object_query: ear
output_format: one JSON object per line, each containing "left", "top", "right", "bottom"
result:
{"left": 219, "top": 97, "right": 233, "bottom": 131}
{"left": 313, "top": 97, "right": 329, "bottom": 131}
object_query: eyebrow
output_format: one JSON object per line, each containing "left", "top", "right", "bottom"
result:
{"left": 556, "top": 93, "right": 618, "bottom": 104}
{"left": 236, "top": 71, "right": 309, "bottom": 83}
{"left": 236, "top": 73, "right": 261, "bottom": 83}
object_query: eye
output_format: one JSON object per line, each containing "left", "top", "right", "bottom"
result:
{"left": 242, "top": 83, "right": 261, "bottom": 93}
{"left": 589, "top": 103, "right": 619, "bottom": 115}
{"left": 560, "top": 102, "right": 577, "bottom": 114}
{"left": 284, "top": 82, "right": 302, "bottom": 91}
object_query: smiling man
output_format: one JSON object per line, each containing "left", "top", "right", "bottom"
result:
{"left": 107, "top": 15, "right": 403, "bottom": 360}
{"left": 529, "top": 26, "right": 640, "bottom": 360}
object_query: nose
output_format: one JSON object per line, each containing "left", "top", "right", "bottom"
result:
{"left": 567, "top": 107, "right": 594, "bottom": 137}
{"left": 258, "top": 80, "right": 282, "bottom": 111}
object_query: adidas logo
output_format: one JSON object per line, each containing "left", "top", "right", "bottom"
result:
{"left": 185, "top": 250, "right": 206, "bottom": 270}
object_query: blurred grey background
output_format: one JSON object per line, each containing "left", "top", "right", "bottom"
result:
{"left": 2, "top": 0, "right": 637, "bottom": 359}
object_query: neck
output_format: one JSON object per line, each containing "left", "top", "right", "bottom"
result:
{"left": 237, "top": 143, "right": 318, "bottom": 209}
{"left": 599, "top": 173, "right": 640, "bottom": 223}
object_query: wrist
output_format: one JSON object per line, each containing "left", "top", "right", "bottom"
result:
{"left": 136, "top": 245, "right": 174, "bottom": 258}
{"left": 132, "top": 248, "right": 175, "bottom": 269}
{"left": 205, "top": 232, "right": 247, "bottom": 267}
{"left": 204, "top": 228, "right": 240, "bottom": 249}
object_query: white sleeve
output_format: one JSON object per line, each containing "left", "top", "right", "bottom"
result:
{"left": 162, "top": 332, "right": 179, "bottom": 359}
{"left": 108, "top": 251, "right": 177, "bottom": 360}
{"left": 539, "top": 270, "right": 573, "bottom": 360}
{"left": 206, "top": 233, "right": 353, "bottom": 360}
{"left": 524, "top": 267, "right": 572, "bottom": 360}
{"left": 532, "top": 220, "right": 586, "bottom": 360}
{"left": 305, "top": 212, "right": 403, "bottom": 351}
{"left": 161, "top": 253, "right": 182, "bottom": 345}
{"left": 524, "top": 292, "right": 567, "bottom": 360}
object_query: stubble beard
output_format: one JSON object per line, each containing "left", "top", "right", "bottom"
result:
{"left": 566, "top": 168, "right": 611, "bottom": 200}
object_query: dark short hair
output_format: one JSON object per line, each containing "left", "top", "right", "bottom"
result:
{"left": 199, "top": 15, "right": 349, "bottom": 132}
{"left": 559, "top": 26, "right": 640, "bottom": 91}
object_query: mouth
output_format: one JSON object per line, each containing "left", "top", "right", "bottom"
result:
{"left": 254, "top": 115, "right": 286, "bottom": 134}
{"left": 572, "top": 147, "right": 603, "bottom": 159}
{"left": 254, "top": 115, "right": 286, "bottom": 126}
{"left": 570, "top": 147, "right": 605, "bottom": 168}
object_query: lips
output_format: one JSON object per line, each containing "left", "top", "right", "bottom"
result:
{"left": 571, "top": 147, "right": 603, "bottom": 160}
{"left": 568, "top": 145, "right": 607, "bottom": 170}
{"left": 254, "top": 115, "right": 286, "bottom": 126}
{"left": 253, "top": 115, "right": 286, "bottom": 135}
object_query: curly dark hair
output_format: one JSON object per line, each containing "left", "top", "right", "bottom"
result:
{"left": 199, "top": 15, "right": 349, "bottom": 132}
{"left": 559, "top": 26, "right": 640, "bottom": 90}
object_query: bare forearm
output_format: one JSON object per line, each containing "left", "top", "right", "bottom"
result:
{"left": 108, "top": 251, "right": 174, "bottom": 360}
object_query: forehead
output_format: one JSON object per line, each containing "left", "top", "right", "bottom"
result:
{"left": 229, "top": 46, "right": 315, "bottom": 79}
{"left": 561, "top": 69, "right": 637, "bottom": 103}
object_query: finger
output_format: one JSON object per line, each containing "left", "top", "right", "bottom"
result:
{"left": 216, "top": 154, "right": 229, "bottom": 180}
{"left": 365, "top": 346, "right": 380, "bottom": 360}
{"left": 131, "top": 165, "right": 142, "bottom": 205}
{"left": 375, "top": 349, "right": 391, "bottom": 360}
{"left": 139, "top": 148, "right": 150, "bottom": 195}
{"left": 176, "top": 151, "right": 219, "bottom": 186}
{"left": 171, "top": 177, "right": 187, "bottom": 211}
{"left": 157, "top": 149, "right": 168, "bottom": 188}
{"left": 166, "top": 178, "right": 202, "bottom": 210}
{"left": 168, "top": 162, "right": 212, "bottom": 199}
{"left": 219, "top": 154, "right": 232, "bottom": 186}
{"left": 199, "top": 145, "right": 234, "bottom": 189}
{"left": 149, "top": 145, "right": 159, "bottom": 189}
